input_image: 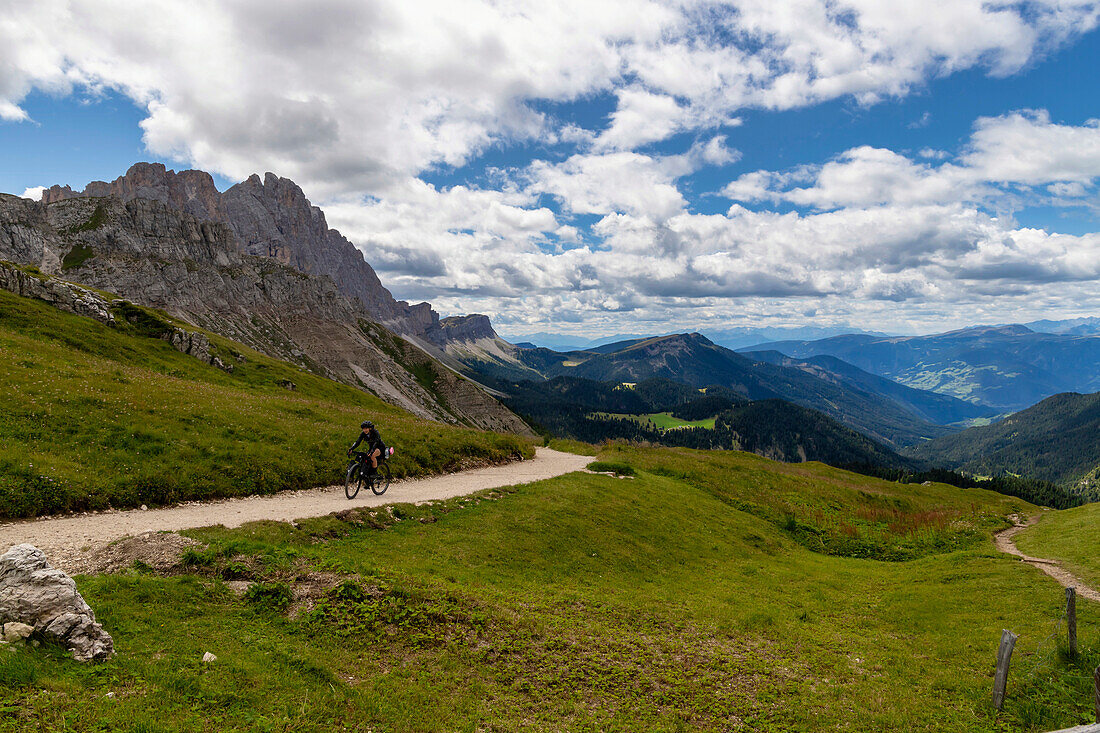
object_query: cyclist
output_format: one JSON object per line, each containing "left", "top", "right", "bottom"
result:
{"left": 347, "top": 420, "right": 386, "bottom": 474}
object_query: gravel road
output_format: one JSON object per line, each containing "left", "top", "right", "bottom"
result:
{"left": 0, "top": 448, "right": 590, "bottom": 573}
{"left": 995, "top": 514, "right": 1100, "bottom": 602}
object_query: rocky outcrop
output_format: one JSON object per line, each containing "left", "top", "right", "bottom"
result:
{"left": 41, "top": 163, "right": 436, "bottom": 336}
{"left": 431, "top": 314, "right": 497, "bottom": 344}
{"left": 0, "top": 545, "right": 114, "bottom": 661}
{"left": 1, "top": 186, "right": 533, "bottom": 435}
{"left": 0, "top": 262, "right": 115, "bottom": 325}
{"left": 163, "top": 328, "right": 233, "bottom": 373}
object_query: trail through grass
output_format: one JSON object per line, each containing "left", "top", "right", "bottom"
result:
{"left": 0, "top": 290, "right": 532, "bottom": 518}
{"left": 3, "top": 446, "right": 1097, "bottom": 731}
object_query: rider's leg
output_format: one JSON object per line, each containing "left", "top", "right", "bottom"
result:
{"left": 370, "top": 448, "right": 380, "bottom": 470}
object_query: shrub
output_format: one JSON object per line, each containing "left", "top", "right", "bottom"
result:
{"left": 244, "top": 581, "right": 292, "bottom": 612}
{"left": 586, "top": 461, "right": 635, "bottom": 476}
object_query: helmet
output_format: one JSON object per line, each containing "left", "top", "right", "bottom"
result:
{"left": 361, "top": 420, "right": 374, "bottom": 429}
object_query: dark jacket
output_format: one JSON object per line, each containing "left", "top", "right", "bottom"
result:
{"left": 350, "top": 428, "right": 385, "bottom": 454}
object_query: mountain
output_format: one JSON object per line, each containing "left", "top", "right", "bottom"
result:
{"left": 743, "top": 351, "right": 998, "bottom": 425}
{"left": 1024, "top": 317, "right": 1100, "bottom": 336}
{"left": 747, "top": 324, "right": 1100, "bottom": 411}
{"left": 499, "top": 375, "right": 911, "bottom": 469}
{"left": 448, "top": 331, "right": 963, "bottom": 447}
{"left": 2, "top": 165, "right": 532, "bottom": 435}
{"left": 908, "top": 391, "right": 1100, "bottom": 488}
{"left": 703, "top": 325, "right": 891, "bottom": 351}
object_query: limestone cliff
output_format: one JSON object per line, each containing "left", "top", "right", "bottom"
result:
{"left": 42, "top": 163, "right": 437, "bottom": 336}
{"left": 0, "top": 190, "right": 532, "bottom": 436}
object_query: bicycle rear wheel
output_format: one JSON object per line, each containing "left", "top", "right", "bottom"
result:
{"left": 371, "top": 462, "right": 392, "bottom": 495}
{"left": 345, "top": 462, "right": 362, "bottom": 499}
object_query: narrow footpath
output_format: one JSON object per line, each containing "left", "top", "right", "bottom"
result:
{"left": 995, "top": 514, "right": 1100, "bottom": 602}
{"left": 0, "top": 447, "right": 590, "bottom": 574}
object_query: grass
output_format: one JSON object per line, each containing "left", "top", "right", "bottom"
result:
{"left": 593, "top": 412, "right": 717, "bottom": 430}
{"left": 0, "top": 290, "right": 533, "bottom": 518}
{"left": 3, "top": 446, "right": 1098, "bottom": 731}
{"left": 1015, "top": 503, "right": 1100, "bottom": 591}
{"left": 610, "top": 444, "right": 1026, "bottom": 561}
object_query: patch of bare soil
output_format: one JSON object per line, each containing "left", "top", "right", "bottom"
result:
{"left": 995, "top": 514, "right": 1100, "bottom": 603}
{"left": 67, "top": 531, "right": 204, "bottom": 576}
{"left": 287, "top": 570, "right": 352, "bottom": 618}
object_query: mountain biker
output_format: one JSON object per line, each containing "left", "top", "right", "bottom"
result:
{"left": 347, "top": 420, "right": 386, "bottom": 474}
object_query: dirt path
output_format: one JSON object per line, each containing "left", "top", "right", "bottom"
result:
{"left": 995, "top": 514, "right": 1100, "bottom": 603}
{"left": 0, "top": 447, "right": 590, "bottom": 574}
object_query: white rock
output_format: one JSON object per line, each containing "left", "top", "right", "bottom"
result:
{"left": 140, "top": 505, "right": 148, "bottom": 511}
{"left": 0, "top": 544, "right": 114, "bottom": 661}
{"left": 202, "top": 651, "right": 217, "bottom": 663}
{"left": 1, "top": 622, "right": 34, "bottom": 643}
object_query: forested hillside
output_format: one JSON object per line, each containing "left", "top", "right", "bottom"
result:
{"left": 909, "top": 391, "right": 1100, "bottom": 489}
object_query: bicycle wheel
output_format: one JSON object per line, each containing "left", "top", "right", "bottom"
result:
{"left": 371, "top": 462, "right": 392, "bottom": 496}
{"left": 345, "top": 462, "right": 362, "bottom": 500}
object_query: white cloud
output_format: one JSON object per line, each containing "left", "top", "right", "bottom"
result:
{"left": 962, "top": 110, "right": 1100, "bottom": 185}
{"left": 4, "top": 2, "right": 1100, "bottom": 335}
{"left": 20, "top": 186, "right": 46, "bottom": 201}
{"left": 2, "top": 0, "right": 1096, "bottom": 195}
{"left": 724, "top": 110, "right": 1100, "bottom": 212}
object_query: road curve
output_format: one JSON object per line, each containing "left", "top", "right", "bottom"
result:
{"left": 0, "top": 448, "right": 591, "bottom": 573}
{"left": 995, "top": 514, "right": 1100, "bottom": 603}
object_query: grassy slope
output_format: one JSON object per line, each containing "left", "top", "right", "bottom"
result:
{"left": 595, "top": 412, "right": 718, "bottom": 430}
{"left": 3, "top": 447, "right": 1098, "bottom": 731}
{"left": 0, "top": 290, "right": 532, "bottom": 518}
{"left": 908, "top": 391, "right": 1100, "bottom": 486}
{"left": 1015, "top": 503, "right": 1100, "bottom": 591}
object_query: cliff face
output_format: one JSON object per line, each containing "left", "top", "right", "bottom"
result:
{"left": 42, "top": 163, "right": 438, "bottom": 335}
{"left": 0, "top": 189, "right": 532, "bottom": 436}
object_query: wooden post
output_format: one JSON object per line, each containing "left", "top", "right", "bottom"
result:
{"left": 1094, "top": 665, "right": 1099, "bottom": 723}
{"left": 1068, "top": 587, "right": 1078, "bottom": 658}
{"left": 993, "top": 629, "right": 1018, "bottom": 711}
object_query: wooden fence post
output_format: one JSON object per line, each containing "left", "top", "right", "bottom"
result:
{"left": 1094, "top": 665, "right": 1099, "bottom": 723}
{"left": 1067, "top": 587, "right": 1078, "bottom": 658}
{"left": 993, "top": 629, "right": 1018, "bottom": 711}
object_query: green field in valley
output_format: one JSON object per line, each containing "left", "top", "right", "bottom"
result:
{"left": 592, "top": 411, "right": 717, "bottom": 430}
{"left": 2, "top": 444, "right": 1098, "bottom": 731}
{"left": 0, "top": 289, "right": 532, "bottom": 518}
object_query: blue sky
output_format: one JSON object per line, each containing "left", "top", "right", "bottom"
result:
{"left": 4, "top": 1, "right": 1100, "bottom": 340}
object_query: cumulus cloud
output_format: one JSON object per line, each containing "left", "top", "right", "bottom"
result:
{"left": 2, "top": 0, "right": 1097, "bottom": 194}
{"left": 4, "top": 1, "right": 1100, "bottom": 334}
{"left": 724, "top": 111, "right": 1100, "bottom": 212}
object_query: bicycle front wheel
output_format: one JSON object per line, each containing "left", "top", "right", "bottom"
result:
{"left": 345, "top": 462, "right": 362, "bottom": 499}
{"left": 371, "top": 463, "right": 392, "bottom": 496}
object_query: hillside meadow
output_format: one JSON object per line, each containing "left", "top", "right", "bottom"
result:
{"left": 1, "top": 446, "right": 1098, "bottom": 731}
{"left": 0, "top": 289, "right": 532, "bottom": 518}
{"left": 1015, "top": 503, "right": 1100, "bottom": 591}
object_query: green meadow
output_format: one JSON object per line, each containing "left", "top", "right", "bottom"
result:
{"left": 2, "top": 446, "right": 1097, "bottom": 731}
{"left": 593, "top": 412, "right": 718, "bottom": 430}
{"left": 1016, "top": 503, "right": 1100, "bottom": 590}
{"left": 0, "top": 289, "right": 531, "bottom": 518}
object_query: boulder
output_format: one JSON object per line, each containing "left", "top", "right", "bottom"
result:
{"left": 0, "top": 545, "right": 115, "bottom": 661}
{"left": 1, "top": 621, "right": 34, "bottom": 643}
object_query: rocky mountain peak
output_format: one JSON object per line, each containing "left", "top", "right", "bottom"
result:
{"left": 435, "top": 314, "right": 497, "bottom": 343}
{"left": 37, "top": 162, "right": 440, "bottom": 335}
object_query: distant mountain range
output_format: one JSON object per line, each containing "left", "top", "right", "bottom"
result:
{"left": 505, "top": 325, "right": 891, "bottom": 353}
{"left": 744, "top": 325, "right": 1100, "bottom": 411}
{"left": 909, "top": 391, "right": 1100, "bottom": 489}
{"left": 444, "top": 328, "right": 986, "bottom": 449}
{"left": 1023, "top": 317, "right": 1100, "bottom": 336}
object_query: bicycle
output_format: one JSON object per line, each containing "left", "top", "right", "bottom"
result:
{"left": 345, "top": 448, "right": 393, "bottom": 499}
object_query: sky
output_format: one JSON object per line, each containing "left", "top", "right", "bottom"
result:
{"left": 3, "top": 1, "right": 1100, "bottom": 341}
